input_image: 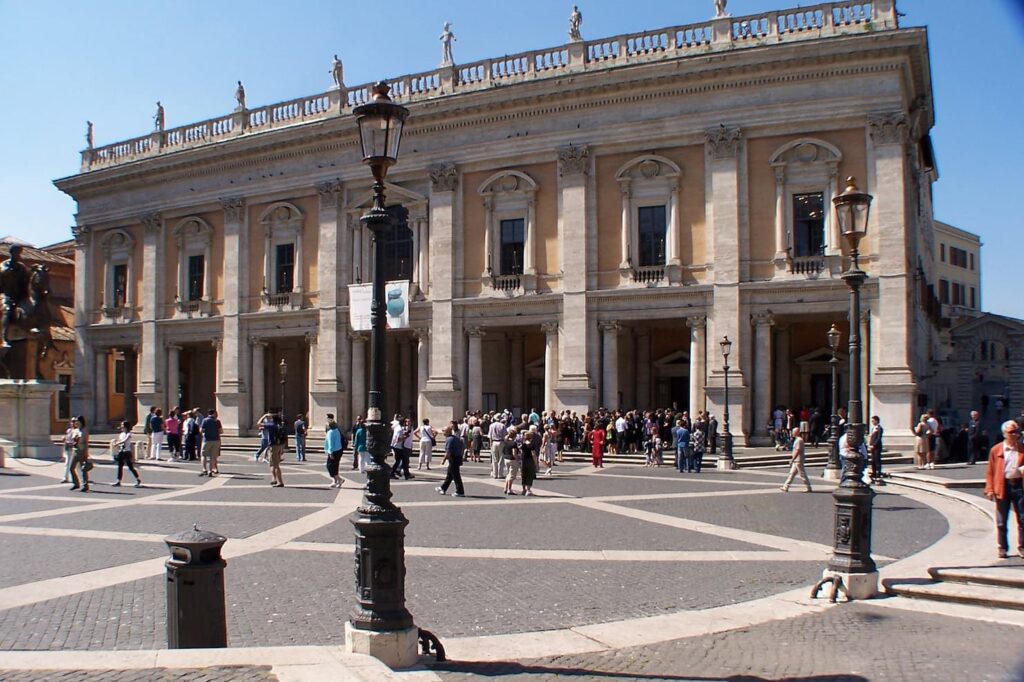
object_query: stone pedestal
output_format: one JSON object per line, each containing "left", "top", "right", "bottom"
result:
{"left": 822, "top": 468, "right": 841, "bottom": 481}
{"left": 0, "top": 380, "right": 64, "bottom": 461}
{"left": 345, "top": 622, "right": 419, "bottom": 669}
{"left": 820, "top": 568, "right": 878, "bottom": 600}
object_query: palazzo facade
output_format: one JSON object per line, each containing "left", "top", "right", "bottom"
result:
{"left": 57, "top": 1, "right": 936, "bottom": 447}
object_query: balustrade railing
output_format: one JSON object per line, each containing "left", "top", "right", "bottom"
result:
{"left": 633, "top": 265, "right": 666, "bottom": 284}
{"left": 789, "top": 254, "right": 826, "bottom": 275}
{"left": 491, "top": 274, "right": 522, "bottom": 292}
{"left": 81, "top": 0, "right": 895, "bottom": 171}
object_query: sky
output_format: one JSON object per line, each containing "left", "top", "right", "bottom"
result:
{"left": 0, "top": 0, "right": 1021, "bottom": 317}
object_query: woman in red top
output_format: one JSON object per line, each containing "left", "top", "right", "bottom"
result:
{"left": 590, "top": 420, "right": 605, "bottom": 468}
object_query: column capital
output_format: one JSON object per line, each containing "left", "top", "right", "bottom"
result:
{"left": 541, "top": 322, "right": 559, "bottom": 335}
{"left": 860, "top": 308, "right": 872, "bottom": 324}
{"left": 211, "top": 337, "right": 223, "bottom": 351}
{"left": 315, "top": 179, "right": 342, "bottom": 199}
{"left": 429, "top": 163, "right": 459, "bottom": 192}
{"left": 413, "top": 326, "right": 430, "bottom": 340}
{"left": 465, "top": 325, "right": 486, "bottom": 338}
{"left": 304, "top": 331, "right": 318, "bottom": 347}
{"left": 774, "top": 166, "right": 786, "bottom": 184}
{"left": 220, "top": 196, "right": 245, "bottom": 220}
{"left": 72, "top": 224, "right": 91, "bottom": 246}
{"left": 705, "top": 125, "right": 743, "bottom": 159}
{"left": 165, "top": 342, "right": 182, "bottom": 352}
{"left": 868, "top": 112, "right": 909, "bottom": 146}
{"left": 557, "top": 145, "right": 590, "bottom": 177}
{"left": 751, "top": 312, "right": 775, "bottom": 328}
{"left": 248, "top": 336, "right": 267, "bottom": 348}
{"left": 348, "top": 330, "right": 368, "bottom": 343}
{"left": 686, "top": 316, "right": 706, "bottom": 330}
{"left": 139, "top": 212, "right": 163, "bottom": 235}
{"left": 598, "top": 320, "right": 621, "bottom": 334}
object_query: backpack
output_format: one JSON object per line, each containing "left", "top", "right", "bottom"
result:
{"left": 275, "top": 424, "right": 288, "bottom": 447}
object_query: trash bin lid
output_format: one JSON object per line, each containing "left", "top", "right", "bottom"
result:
{"left": 164, "top": 524, "right": 227, "bottom": 552}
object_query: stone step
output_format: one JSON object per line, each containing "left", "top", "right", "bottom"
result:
{"left": 929, "top": 566, "right": 1024, "bottom": 589}
{"left": 883, "top": 579, "right": 1024, "bottom": 610}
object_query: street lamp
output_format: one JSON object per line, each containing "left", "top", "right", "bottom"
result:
{"left": 345, "top": 82, "right": 419, "bottom": 667}
{"left": 719, "top": 335, "right": 736, "bottom": 470}
{"left": 823, "top": 323, "right": 842, "bottom": 480}
{"left": 278, "top": 358, "right": 287, "bottom": 416}
{"left": 813, "top": 177, "right": 876, "bottom": 601}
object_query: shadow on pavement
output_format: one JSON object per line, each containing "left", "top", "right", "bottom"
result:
{"left": 432, "top": 661, "right": 868, "bottom": 681}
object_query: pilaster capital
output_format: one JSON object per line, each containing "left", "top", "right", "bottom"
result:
{"left": 685, "top": 315, "right": 707, "bottom": 330}
{"left": 774, "top": 167, "right": 786, "bottom": 184}
{"left": 248, "top": 336, "right": 267, "bottom": 348}
{"left": 860, "top": 308, "right": 872, "bottom": 324}
{"left": 751, "top": 311, "right": 775, "bottom": 328}
{"left": 465, "top": 325, "right": 486, "bottom": 339}
{"left": 598, "top": 320, "right": 621, "bottom": 334}
{"left": 304, "top": 331, "right": 318, "bottom": 347}
{"left": 315, "top": 179, "right": 342, "bottom": 200}
{"left": 541, "top": 322, "right": 559, "bottom": 335}
{"left": 165, "top": 342, "right": 182, "bottom": 352}
{"left": 705, "top": 125, "right": 743, "bottom": 159}
{"left": 557, "top": 145, "right": 590, "bottom": 177}
{"left": 211, "top": 337, "right": 223, "bottom": 351}
{"left": 139, "top": 212, "right": 163, "bottom": 235}
{"left": 348, "top": 330, "right": 368, "bottom": 343}
{"left": 72, "top": 224, "right": 91, "bottom": 246}
{"left": 413, "top": 326, "right": 430, "bottom": 341}
{"left": 220, "top": 196, "right": 245, "bottom": 221}
{"left": 868, "top": 112, "right": 909, "bottom": 146}
{"left": 429, "top": 163, "right": 459, "bottom": 192}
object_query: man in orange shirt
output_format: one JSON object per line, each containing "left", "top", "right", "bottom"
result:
{"left": 984, "top": 420, "right": 1024, "bottom": 559}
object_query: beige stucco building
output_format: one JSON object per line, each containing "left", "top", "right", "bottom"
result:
{"left": 56, "top": 1, "right": 938, "bottom": 447}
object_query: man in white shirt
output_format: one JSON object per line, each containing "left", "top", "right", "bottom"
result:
{"left": 781, "top": 428, "right": 812, "bottom": 493}
{"left": 985, "top": 420, "right": 1024, "bottom": 559}
{"left": 614, "top": 413, "right": 628, "bottom": 454}
{"left": 488, "top": 417, "right": 508, "bottom": 479}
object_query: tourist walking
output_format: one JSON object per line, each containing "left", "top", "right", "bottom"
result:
{"left": 68, "top": 416, "right": 91, "bottom": 492}
{"left": 353, "top": 417, "right": 369, "bottom": 473}
{"left": 165, "top": 409, "right": 181, "bottom": 459}
{"left": 254, "top": 411, "right": 275, "bottom": 462}
{"left": 111, "top": 421, "right": 142, "bottom": 487}
{"left": 183, "top": 409, "right": 200, "bottom": 461}
{"left": 590, "top": 420, "right": 605, "bottom": 468}
{"left": 912, "top": 414, "right": 929, "bottom": 469}
{"left": 503, "top": 427, "right": 522, "bottom": 495}
{"left": 690, "top": 421, "right": 705, "bottom": 473}
{"left": 61, "top": 418, "right": 75, "bottom": 483}
{"left": 268, "top": 414, "right": 286, "bottom": 487}
{"left": 521, "top": 425, "right": 540, "bottom": 496}
{"left": 199, "top": 409, "right": 221, "bottom": 476}
{"left": 324, "top": 414, "right": 345, "bottom": 488}
{"left": 149, "top": 408, "right": 165, "bottom": 461}
{"left": 415, "top": 418, "right": 435, "bottom": 470}
{"left": 294, "top": 414, "right": 307, "bottom": 462}
{"left": 781, "top": 427, "right": 812, "bottom": 493}
{"left": 869, "top": 415, "right": 884, "bottom": 484}
{"left": 488, "top": 416, "right": 507, "bottom": 479}
{"left": 967, "top": 410, "right": 983, "bottom": 465}
{"left": 985, "top": 420, "right": 1024, "bottom": 559}
{"left": 398, "top": 417, "right": 415, "bottom": 479}
{"left": 436, "top": 422, "right": 466, "bottom": 497}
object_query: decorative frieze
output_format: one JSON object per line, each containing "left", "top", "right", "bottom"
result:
{"left": 868, "top": 112, "right": 909, "bottom": 146}
{"left": 429, "top": 163, "right": 459, "bottom": 192}
{"left": 557, "top": 145, "right": 590, "bottom": 177}
{"left": 705, "top": 125, "right": 743, "bottom": 159}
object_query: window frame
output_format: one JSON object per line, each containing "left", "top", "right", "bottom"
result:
{"left": 791, "top": 192, "right": 826, "bottom": 258}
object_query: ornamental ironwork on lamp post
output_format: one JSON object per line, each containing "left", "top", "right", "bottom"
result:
{"left": 823, "top": 323, "right": 842, "bottom": 480}
{"left": 813, "top": 177, "right": 877, "bottom": 601}
{"left": 345, "top": 82, "right": 420, "bottom": 666}
{"left": 719, "top": 335, "right": 736, "bottom": 469}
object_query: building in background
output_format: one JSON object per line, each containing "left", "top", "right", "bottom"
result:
{"left": 56, "top": 1, "right": 944, "bottom": 446}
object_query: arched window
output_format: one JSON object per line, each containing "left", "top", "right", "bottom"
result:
{"left": 99, "top": 229, "right": 136, "bottom": 321}
{"left": 614, "top": 155, "right": 683, "bottom": 285}
{"left": 259, "top": 202, "right": 305, "bottom": 309}
{"left": 172, "top": 217, "right": 213, "bottom": 316}
{"left": 478, "top": 170, "right": 539, "bottom": 294}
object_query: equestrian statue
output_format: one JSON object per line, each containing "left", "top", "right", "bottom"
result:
{"left": 0, "top": 244, "right": 55, "bottom": 379}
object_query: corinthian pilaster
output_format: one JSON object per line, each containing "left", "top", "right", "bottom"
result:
{"left": 868, "top": 112, "right": 909, "bottom": 146}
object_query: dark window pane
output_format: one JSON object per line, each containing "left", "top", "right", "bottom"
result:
{"left": 939, "top": 279, "right": 949, "bottom": 305}
{"left": 58, "top": 375, "right": 71, "bottom": 420}
{"left": 276, "top": 243, "right": 294, "bottom": 293}
{"left": 187, "top": 254, "right": 205, "bottom": 301}
{"left": 637, "top": 205, "right": 667, "bottom": 267}
{"left": 500, "top": 218, "right": 525, "bottom": 275}
{"left": 382, "top": 205, "right": 414, "bottom": 281}
{"left": 113, "top": 264, "right": 128, "bottom": 307}
{"left": 792, "top": 193, "right": 825, "bottom": 257}
{"left": 113, "top": 358, "right": 126, "bottom": 394}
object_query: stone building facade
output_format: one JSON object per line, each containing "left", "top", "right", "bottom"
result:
{"left": 56, "top": 1, "right": 936, "bottom": 446}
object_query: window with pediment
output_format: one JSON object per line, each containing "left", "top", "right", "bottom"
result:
{"left": 615, "top": 155, "right": 683, "bottom": 285}
{"left": 99, "top": 229, "right": 136, "bottom": 319}
{"left": 259, "top": 202, "right": 305, "bottom": 307}
{"left": 172, "top": 217, "right": 213, "bottom": 315}
{"left": 769, "top": 139, "right": 843, "bottom": 269}
{"left": 346, "top": 183, "right": 428, "bottom": 296}
{"left": 478, "top": 170, "right": 538, "bottom": 294}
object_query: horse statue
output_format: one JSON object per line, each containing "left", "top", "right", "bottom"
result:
{"left": 0, "top": 254, "right": 54, "bottom": 380}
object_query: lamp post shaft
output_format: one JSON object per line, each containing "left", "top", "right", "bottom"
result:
{"left": 826, "top": 351, "right": 840, "bottom": 474}
{"left": 722, "top": 363, "right": 734, "bottom": 465}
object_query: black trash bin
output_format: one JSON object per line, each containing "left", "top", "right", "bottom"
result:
{"left": 164, "top": 525, "right": 228, "bottom": 648}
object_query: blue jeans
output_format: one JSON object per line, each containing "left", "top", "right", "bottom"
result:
{"left": 676, "top": 446, "right": 690, "bottom": 472}
{"left": 996, "top": 483, "right": 1024, "bottom": 555}
{"left": 255, "top": 432, "right": 270, "bottom": 460}
{"left": 295, "top": 435, "right": 306, "bottom": 461}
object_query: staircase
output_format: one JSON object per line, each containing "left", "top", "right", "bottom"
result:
{"left": 884, "top": 565, "right": 1024, "bottom": 611}
{"left": 558, "top": 446, "right": 912, "bottom": 470}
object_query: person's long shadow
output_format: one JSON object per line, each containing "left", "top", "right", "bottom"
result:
{"left": 432, "top": 660, "right": 868, "bottom": 681}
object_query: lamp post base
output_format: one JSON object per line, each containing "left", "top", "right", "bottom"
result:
{"left": 817, "top": 568, "right": 878, "bottom": 601}
{"left": 822, "top": 468, "right": 841, "bottom": 481}
{"left": 717, "top": 457, "right": 737, "bottom": 471}
{"left": 345, "top": 622, "right": 419, "bottom": 669}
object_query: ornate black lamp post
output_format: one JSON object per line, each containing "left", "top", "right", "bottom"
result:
{"left": 278, "top": 358, "right": 287, "bottom": 415}
{"left": 813, "top": 177, "right": 876, "bottom": 601}
{"left": 823, "top": 323, "right": 842, "bottom": 480}
{"left": 719, "top": 335, "right": 736, "bottom": 470}
{"left": 345, "top": 82, "right": 419, "bottom": 666}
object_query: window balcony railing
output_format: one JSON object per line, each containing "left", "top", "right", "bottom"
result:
{"left": 491, "top": 274, "right": 522, "bottom": 292}
{"left": 260, "top": 290, "right": 304, "bottom": 310}
{"left": 632, "top": 265, "right": 665, "bottom": 284}
{"left": 175, "top": 298, "right": 211, "bottom": 318}
{"left": 788, "top": 248, "right": 826, "bottom": 275}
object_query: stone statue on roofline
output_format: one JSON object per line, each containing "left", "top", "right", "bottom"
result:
{"left": 714, "top": 0, "right": 729, "bottom": 18}
{"left": 154, "top": 101, "right": 165, "bottom": 132}
{"left": 440, "top": 22, "right": 456, "bottom": 66}
{"left": 85, "top": 121, "right": 94, "bottom": 149}
{"left": 331, "top": 54, "right": 345, "bottom": 88}
{"left": 235, "top": 81, "right": 246, "bottom": 110}
{"left": 569, "top": 5, "right": 583, "bottom": 42}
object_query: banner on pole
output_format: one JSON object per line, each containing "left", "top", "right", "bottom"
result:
{"left": 348, "top": 280, "right": 410, "bottom": 331}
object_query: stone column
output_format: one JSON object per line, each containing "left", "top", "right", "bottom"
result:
{"left": 636, "top": 329, "right": 651, "bottom": 410}
{"left": 465, "top": 326, "right": 485, "bottom": 413}
{"left": 600, "top": 321, "right": 620, "bottom": 409}
{"left": 136, "top": 213, "right": 163, "bottom": 418}
{"left": 94, "top": 349, "right": 107, "bottom": 428}
{"left": 399, "top": 334, "right": 413, "bottom": 417}
{"left": 704, "top": 126, "right": 750, "bottom": 441}
{"left": 773, "top": 323, "right": 791, "bottom": 409}
{"left": 417, "top": 218, "right": 430, "bottom": 295}
{"left": 422, "top": 163, "right": 462, "bottom": 424}
{"left": 773, "top": 167, "right": 787, "bottom": 261}
{"left": 71, "top": 226, "right": 94, "bottom": 420}
{"left": 687, "top": 316, "right": 707, "bottom": 415}
{"left": 554, "top": 145, "right": 594, "bottom": 411}
{"left": 414, "top": 328, "right": 429, "bottom": 422}
{"left": 166, "top": 344, "right": 181, "bottom": 413}
{"left": 509, "top": 332, "right": 524, "bottom": 412}
{"left": 217, "top": 197, "right": 249, "bottom": 435}
{"left": 751, "top": 312, "right": 775, "bottom": 446}
{"left": 861, "top": 310, "right": 871, "bottom": 424}
{"left": 250, "top": 338, "right": 266, "bottom": 427}
{"left": 542, "top": 322, "right": 559, "bottom": 411}
{"left": 867, "top": 113, "right": 916, "bottom": 448}
{"left": 349, "top": 331, "right": 367, "bottom": 425}
{"left": 350, "top": 215, "right": 364, "bottom": 283}
{"left": 310, "top": 180, "right": 345, "bottom": 428}
{"left": 306, "top": 332, "right": 317, "bottom": 419}
{"left": 618, "top": 183, "right": 631, "bottom": 270}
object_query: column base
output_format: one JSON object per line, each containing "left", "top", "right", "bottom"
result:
{"left": 717, "top": 457, "right": 737, "bottom": 471}
{"left": 822, "top": 468, "right": 842, "bottom": 481}
{"left": 820, "top": 568, "right": 878, "bottom": 600}
{"left": 344, "top": 622, "right": 419, "bottom": 669}
{"left": 553, "top": 378, "right": 594, "bottom": 414}
{"left": 215, "top": 385, "right": 248, "bottom": 437}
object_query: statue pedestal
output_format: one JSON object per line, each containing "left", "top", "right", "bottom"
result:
{"left": 0, "top": 380, "right": 63, "bottom": 461}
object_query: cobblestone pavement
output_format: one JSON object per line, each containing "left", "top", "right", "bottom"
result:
{"left": 2, "top": 667, "right": 276, "bottom": 681}
{"left": 0, "top": 448, "right": 1005, "bottom": 680}
{"left": 432, "top": 602, "right": 1018, "bottom": 681}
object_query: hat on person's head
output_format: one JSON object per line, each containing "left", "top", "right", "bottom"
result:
{"left": 327, "top": 413, "right": 335, "bottom": 420}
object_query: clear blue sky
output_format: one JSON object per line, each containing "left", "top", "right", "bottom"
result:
{"left": 1, "top": 0, "right": 1020, "bottom": 317}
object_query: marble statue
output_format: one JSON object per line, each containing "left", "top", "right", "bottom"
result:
{"left": 440, "top": 22, "right": 456, "bottom": 66}
{"left": 85, "top": 121, "right": 93, "bottom": 149}
{"left": 154, "top": 101, "right": 165, "bottom": 132}
{"left": 569, "top": 5, "right": 583, "bottom": 42}
{"left": 331, "top": 54, "right": 344, "bottom": 88}
{"left": 235, "top": 80, "right": 246, "bottom": 110}
{"left": 715, "top": 0, "right": 728, "bottom": 18}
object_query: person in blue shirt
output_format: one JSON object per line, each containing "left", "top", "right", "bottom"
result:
{"left": 294, "top": 414, "right": 307, "bottom": 462}
{"left": 199, "top": 409, "right": 222, "bottom": 476}
{"left": 324, "top": 414, "right": 345, "bottom": 488}
{"left": 436, "top": 421, "right": 466, "bottom": 497}
{"left": 673, "top": 419, "right": 691, "bottom": 473}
